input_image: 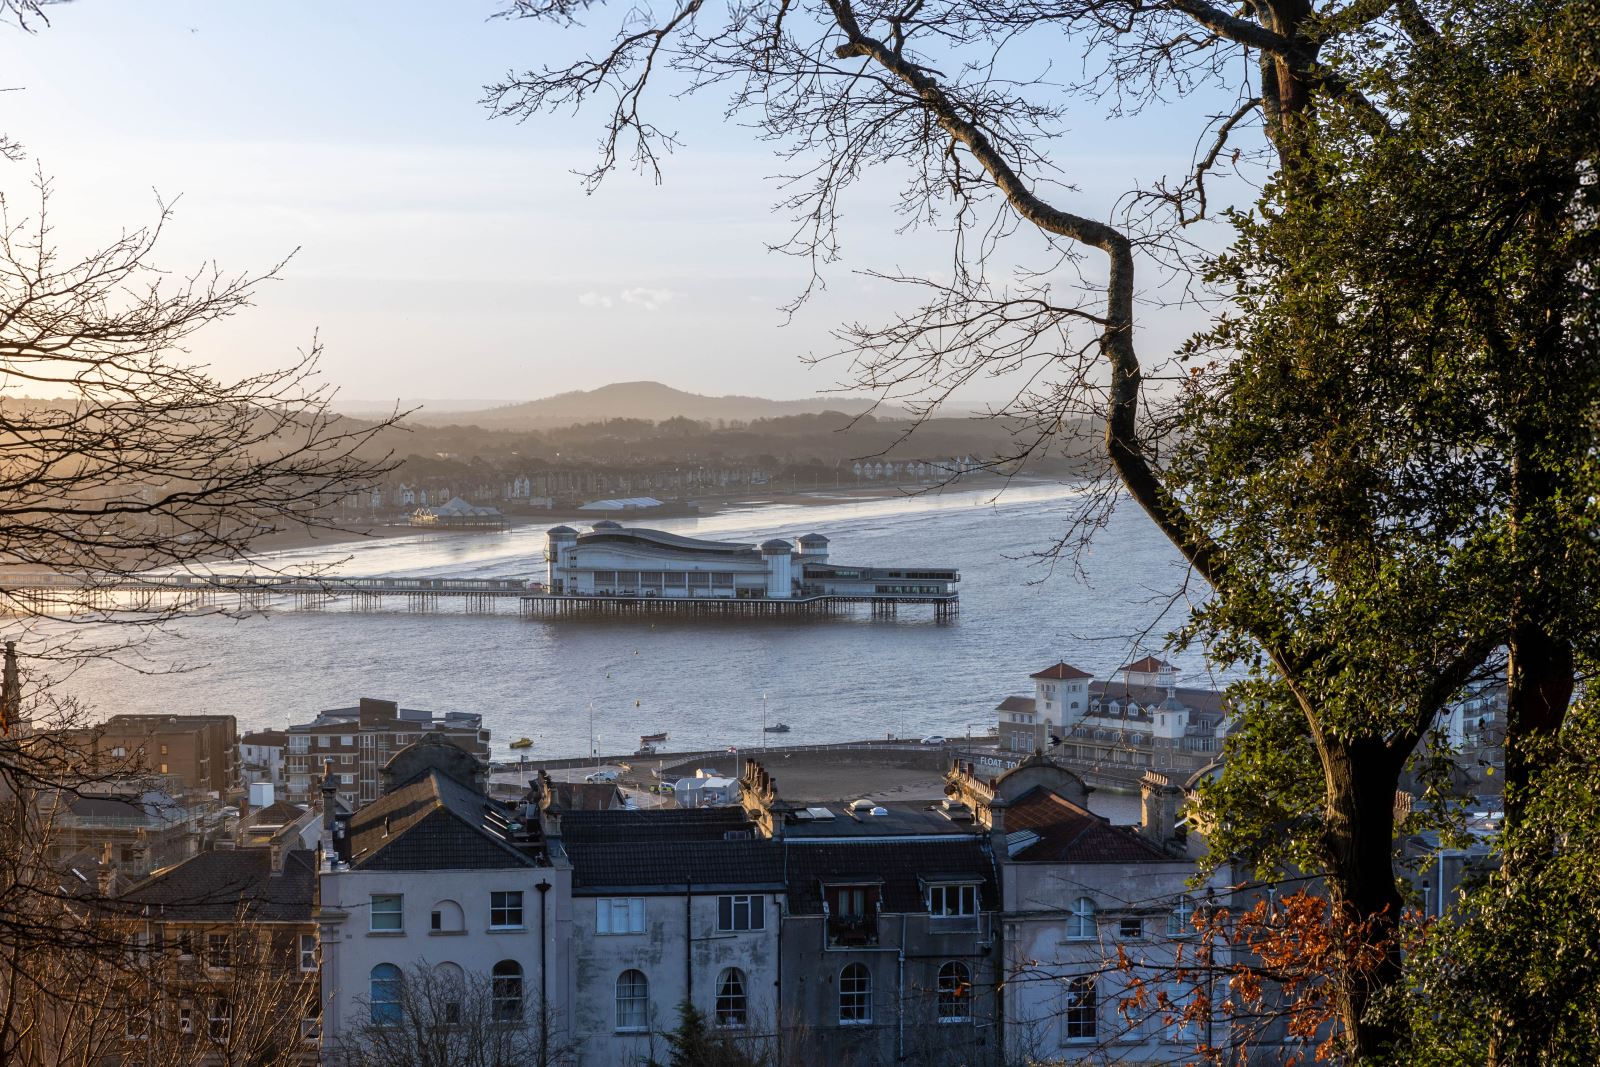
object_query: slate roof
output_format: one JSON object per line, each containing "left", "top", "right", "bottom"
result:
{"left": 243, "top": 800, "right": 305, "bottom": 828}
{"left": 1031, "top": 662, "right": 1093, "bottom": 681}
{"left": 996, "top": 695, "right": 1037, "bottom": 713}
{"left": 119, "top": 848, "right": 316, "bottom": 922}
{"left": 551, "top": 781, "right": 624, "bottom": 812}
{"left": 560, "top": 807, "right": 752, "bottom": 844}
{"left": 344, "top": 769, "right": 540, "bottom": 871}
{"left": 1003, "top": 787, "right": 1175, "bottom": 864}
{"left": 1090, "top": 680, "right": 1227, "bottom": 721}
{"left": 567, "top": 839, "right": 786, "bottom": 893}
{"left": 784, "top": 837, "right": 998, "bottom": 914}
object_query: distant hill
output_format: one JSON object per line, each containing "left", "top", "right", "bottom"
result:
{"left": 405, "top": 381, "right": 907, "bottom": 429}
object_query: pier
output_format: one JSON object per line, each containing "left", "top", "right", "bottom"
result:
{"left": 0, "top": 571, "right": 957, "bottom": 620}
{"left": 517, "top": 591, "right": 958, "bottom": 621}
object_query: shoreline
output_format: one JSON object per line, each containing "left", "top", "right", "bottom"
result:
{"left": 223, "top": 473, "right": 1070, "bottom": 564}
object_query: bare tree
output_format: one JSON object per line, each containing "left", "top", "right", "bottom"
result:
{"left": 332, "top": 959, "right": 575, "bottom": 1067}
{"left": 478, "top": 0, "right": 1600, "bottom": 1058}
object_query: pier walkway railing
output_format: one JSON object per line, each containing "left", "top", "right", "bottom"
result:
{"left": 0, "top": 572, "right": 958, "bottom": 619}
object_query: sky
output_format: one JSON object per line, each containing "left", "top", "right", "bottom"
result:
{"left": 3, "top": 1, "right": 1251, "bottom": 408}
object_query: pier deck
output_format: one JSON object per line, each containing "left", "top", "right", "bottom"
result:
{"left": 0, "top": 572, "right": 957, "bottom": 620}
{"left": 517, "top": 591, "right": 958, "bottom": 620}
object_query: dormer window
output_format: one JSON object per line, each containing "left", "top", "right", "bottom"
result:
{"left": 826, "top": 883, "right": 881, "bottom": 946}
{"left": 928, "top": 883, "right": 979, "bottom": 918}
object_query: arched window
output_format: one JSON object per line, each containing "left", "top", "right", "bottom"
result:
{"left": 491, "top": 960, "right": 523, "bottom": 1023}
{"left": 430, "top": 899, "right": 464, "bottom": 934}
{"left": 615, "top": 970, "right": 650, "bottom": 1032}
{"left": 714, "top": 968, "right": 748, "bottom": 1027}
{"left": 1067, "top": 897, "right": 1095, "bottom": 940}
{"left": 1167, "top": 897, "right": 1195, "bottom": 938}
{"left": 369, "top": 963, "right": 401, "bottom": 1026}
{"left": 838, "top": 963, "right": 872, "bottom": 1024}
{"left": 937, "top": 961, "right": 971, "bottom": 1022}
{"left": 434, "top": 962, "right": 465, "bottom": 1027}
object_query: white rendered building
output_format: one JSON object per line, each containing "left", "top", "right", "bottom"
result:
{"left": 543, "top": 523, "right": 957, "bottom": 600}
{"left": 317, "top": 739, "right": 574, "bottom": 1063}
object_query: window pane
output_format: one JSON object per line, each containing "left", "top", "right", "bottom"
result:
{"left": 715, "top": 968, "right": 747, "bottom": 1027}
{"left": 371, "top": 894, "right": 403, "bottom": 932}
{"left": 839, "top": 964, "right": 872, "bottom": 1023}
{"left": 616, "top": 970, "right": 650, "bottom": 1031}
{"left": 492, "top": 960, "right": 523, "bottom": 1022}
{"left": 938, "top": 962, "right": 970, "bottom": 1020}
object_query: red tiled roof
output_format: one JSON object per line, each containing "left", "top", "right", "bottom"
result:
{"left": 1004, "top": 787, "right": 1176, "bottom": 864}
{"left": 1122, "top": 656, "right": 1175, "bottom": 674}
{"left": 1030, "top": 662, "right": 1093, "bottom": 680}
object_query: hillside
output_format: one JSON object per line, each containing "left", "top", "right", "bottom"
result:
{"left": 407, "top": 381, "right": 908, "bottom": 429}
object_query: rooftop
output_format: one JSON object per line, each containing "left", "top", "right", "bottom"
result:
{"left": 1031, "top": 662, "right": 1094, "bottom": 681}
{"left": 781, "top": 800, "right": 980, "bottom": 839}
{"left": 343, "top": 769, "right": 542, "bottom": 871}
{"left": 119, "top": 847, "right": 316, "bottom": 922}
{"left": 785, "top": 837, "right": 997, "bottom": 914}
{"left": 1003, "top": 787, "right": 1177, "bottom": 865}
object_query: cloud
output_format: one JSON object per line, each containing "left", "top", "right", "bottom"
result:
{"left": 620, "top": 287, "right": 677, "bottom": 312}
{"left": 577, "top": 291, "right": 614, "bottom": 308}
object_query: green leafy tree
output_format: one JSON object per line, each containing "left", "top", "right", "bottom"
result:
{"left": 494, "top": 0, "right": 1599, "bottom": 1056}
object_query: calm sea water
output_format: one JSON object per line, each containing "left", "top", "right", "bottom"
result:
{"left": 56, "top": 482, "right": 1221, "bottom": 759}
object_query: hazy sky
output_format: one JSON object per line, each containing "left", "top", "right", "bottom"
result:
{"left": 5, "top": 2, "right": 1246, "bottom": 407}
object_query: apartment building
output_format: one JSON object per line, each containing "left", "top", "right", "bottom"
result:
{"left": 78, "top": 714, "right": 238, "bottom": 795}
{"left": 283, "top": 697, "right": 489, "bottom": 807}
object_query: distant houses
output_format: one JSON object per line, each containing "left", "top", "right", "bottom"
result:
{"left": 996, "top": 657, "right": 1232, "bottom": 776}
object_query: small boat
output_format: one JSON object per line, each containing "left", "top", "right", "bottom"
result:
{"left": 640, "top": 732, "right": 669, "bottom": 744}
{"left": 509, "top": 737, "right": 533, "bottom": 750}
{"left": 764, "top": 723, "right": 791, "bottom": 734}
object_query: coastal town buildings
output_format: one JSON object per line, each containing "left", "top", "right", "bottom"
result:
{"left": 317, "top": 738, "right": 574, "bottom": 1063}
{"left": 409, "top": 496, "right": 507, "bottom": 528}
{"left": 41, "top": 785, "right": 204, "bottom": 883}
{"left": 74, "top": 714, "right": 238, "bottom": 795}
{"left": 996, "top": 658, "right": 1233, "bottom": 776}
{"left": 306, "top": 732, "right": 1227, "bottom": 1066}
{"left": 282, "top": 698, "right": 489, "bottom": 808}
{"left": 240, "top": 730, "right": 287, "bottom": 786}
{"left": 544, "top": 523, "right": 958, "bottom": 600}
{"left": 115, "top": 843, "right": 322, "bottom": 1064}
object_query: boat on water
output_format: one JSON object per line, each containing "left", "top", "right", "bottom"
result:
{"left": 637, "top": 731, "right": 669, "bottom": 755}
{"left": 763, "top": 722, "right": 791, "bottom": 734}
{"left": 509, "top": 737, "right": 533, "bottom": 750}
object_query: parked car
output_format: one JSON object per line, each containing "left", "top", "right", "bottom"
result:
{"left": 919, "top": 734, "right": 948, "bottom": 746}
{"left": 584, "top": 770, "right": 620, "bottom": 783}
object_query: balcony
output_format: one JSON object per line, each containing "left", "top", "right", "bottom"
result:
{"left": 827, "top": 917, "right": 879, "bottom": 947}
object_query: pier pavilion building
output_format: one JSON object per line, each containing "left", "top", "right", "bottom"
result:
{"left": 543, "top": 522, "right": 958, "bottom": 600}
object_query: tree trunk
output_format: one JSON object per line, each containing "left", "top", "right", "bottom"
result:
{"left": 1503, "top": 623, "right": 1574, "bottom": 828}
{"left": 1320, "top": 736, "right": 1407, "bottom": 1060}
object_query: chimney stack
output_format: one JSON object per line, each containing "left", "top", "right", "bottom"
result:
{"left": 1139, "top": 772, "right": 1183, "bottom": 850}
{"left": 987, "top": 794, "right": 1009, "bottom": 858}
{"left": 319, "top": 759, "right": 338, "bottom": 856}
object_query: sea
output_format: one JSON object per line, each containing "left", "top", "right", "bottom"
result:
{"left": 52, "top": 481, "right": 1221, "bottom": 761}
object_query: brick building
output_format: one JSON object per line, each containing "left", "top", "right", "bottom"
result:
{"left": 79, "top": 714, "right": 238, "bottom": 795}
{"left": 283, "top": 698, "right": 488, "bottom": 807}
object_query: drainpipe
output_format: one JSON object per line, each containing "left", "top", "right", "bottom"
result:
{"left": 685, "top": 881, "right": 694, "bottom": 1005}
{"left": 897, "top": 914, "right": 907, "bottom": 1063}
{"left": 537, "top": 879, "right": 552, "bottom": 1067}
